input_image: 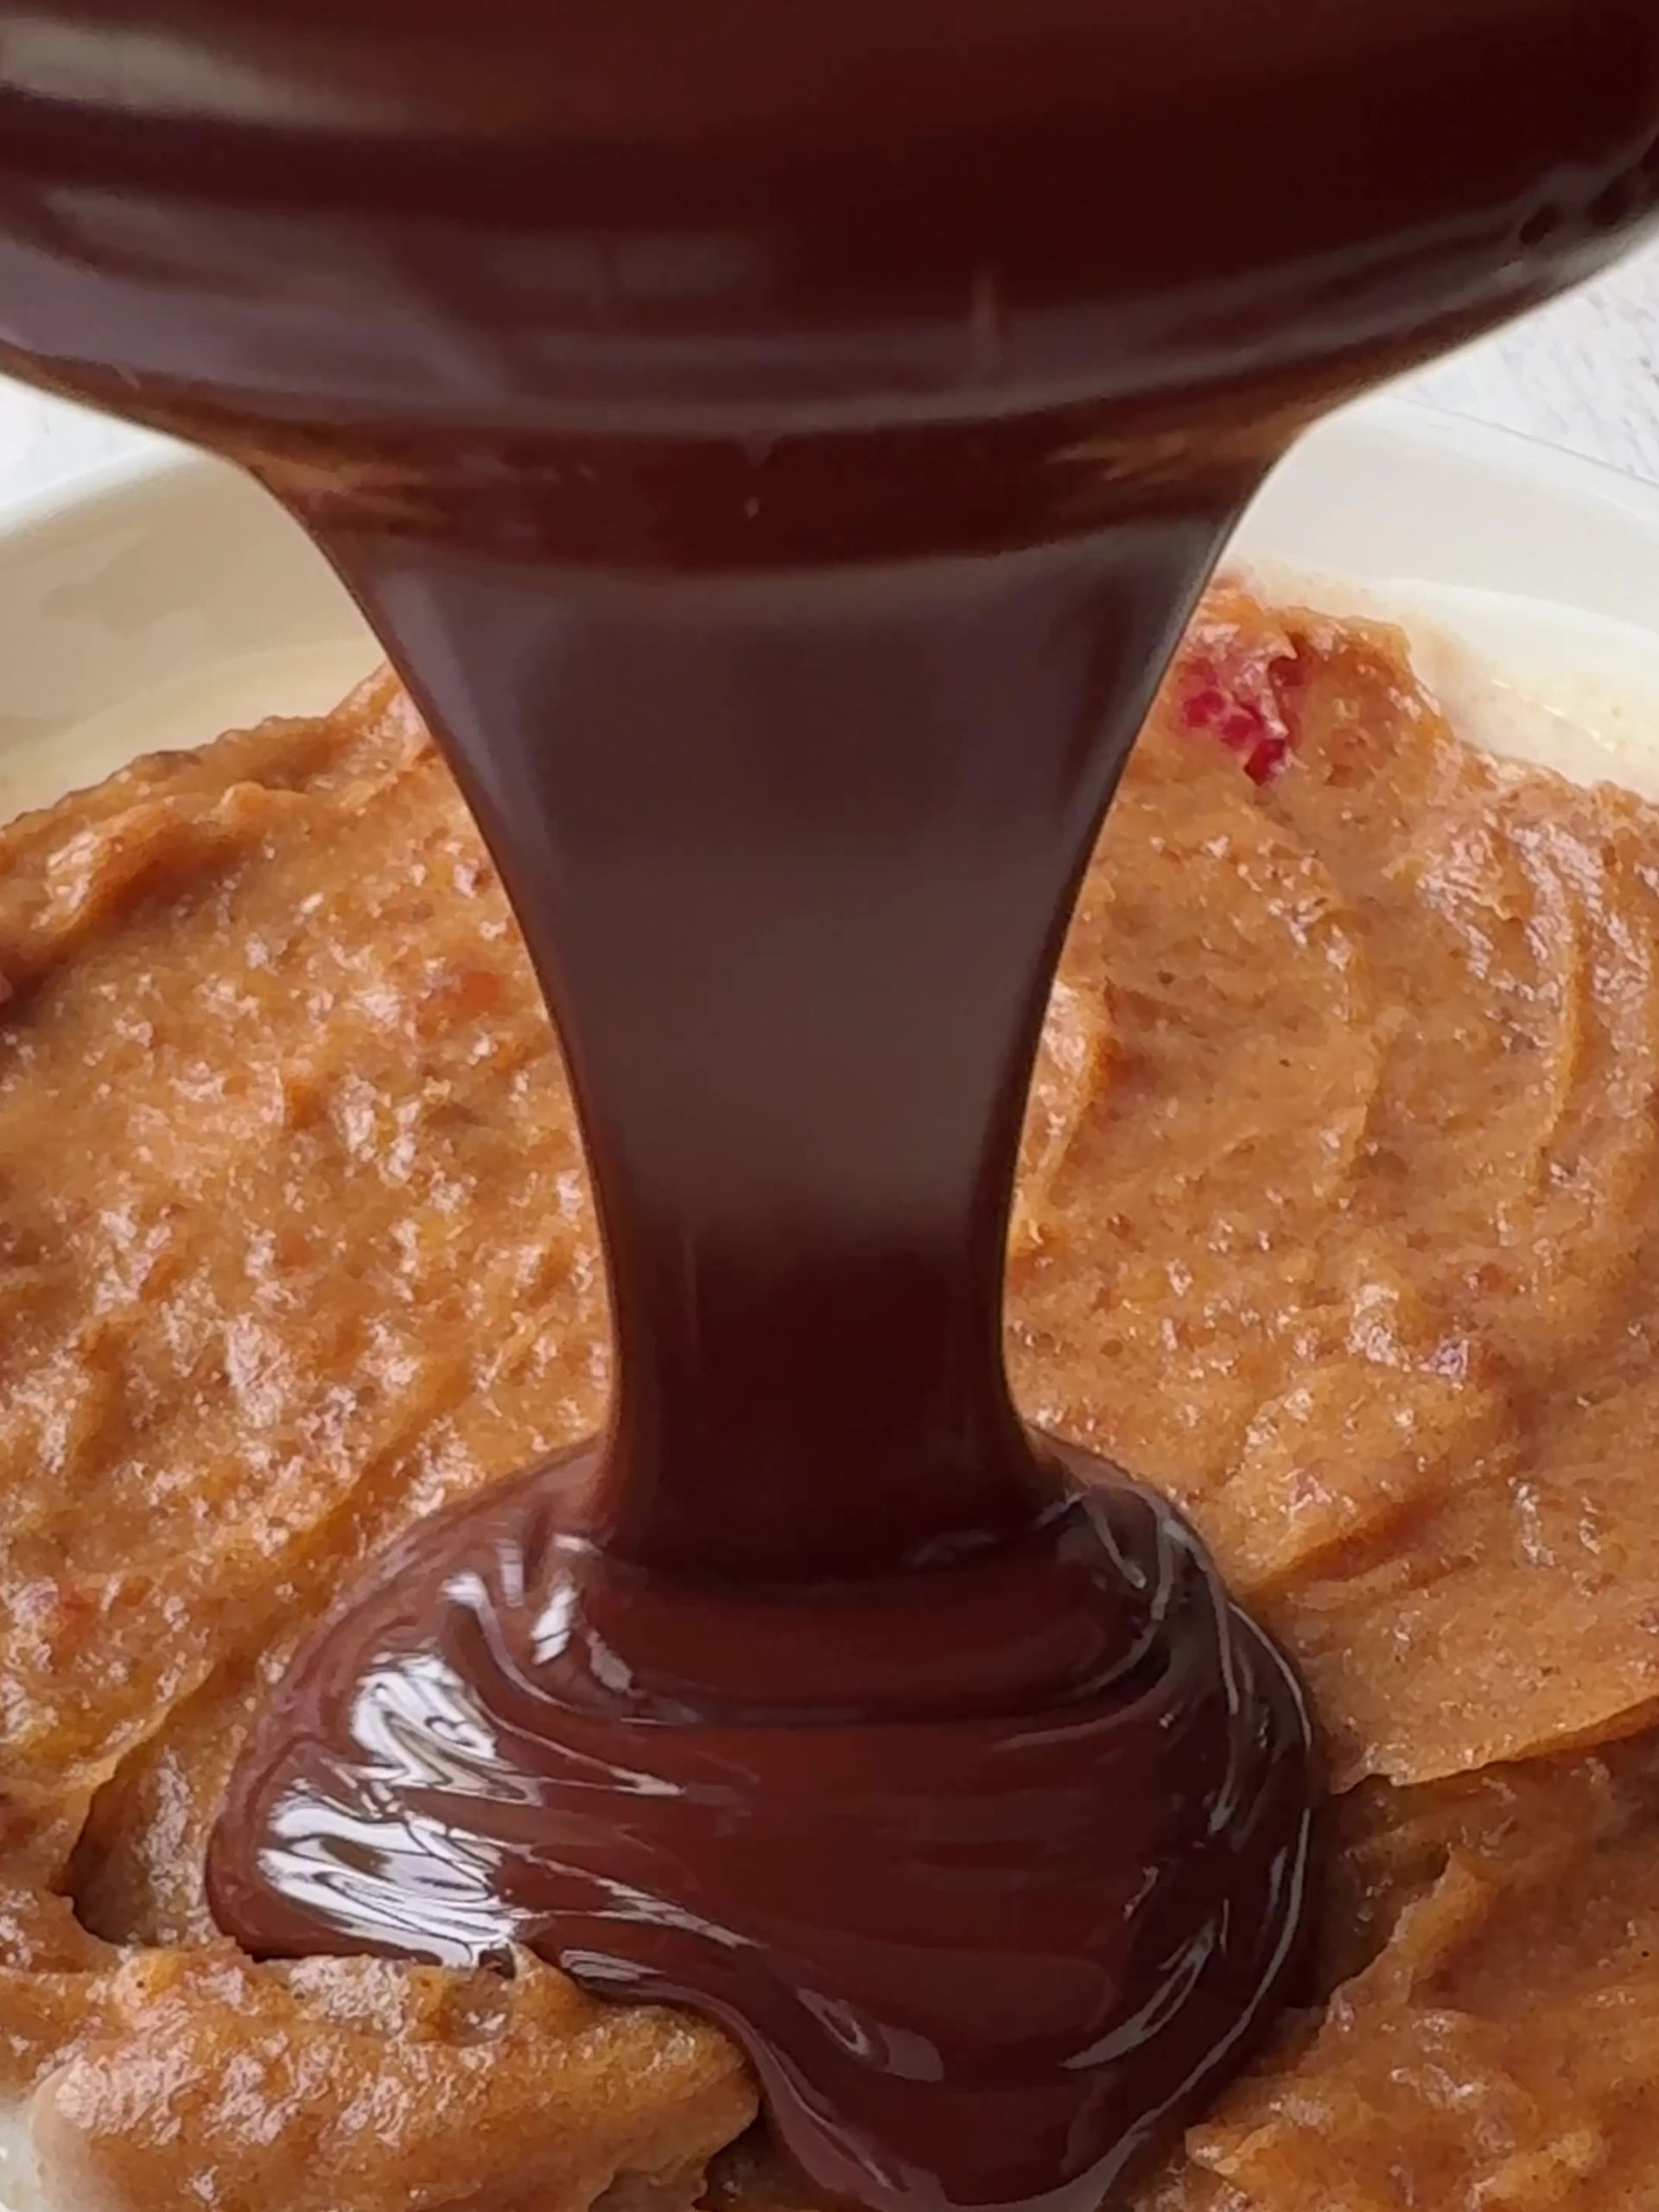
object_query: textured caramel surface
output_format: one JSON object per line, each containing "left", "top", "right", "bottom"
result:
{"left": 1015, "top": 594, "right": 1659, "bottom": 1790}
{"left": 6, "top": 593, "right": 1659, "bottom": 2207}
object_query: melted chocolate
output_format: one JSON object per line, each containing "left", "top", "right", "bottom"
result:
{"left": 0, "top": 6, "right": 1656, "bottom": 2209}
{"left": 209, "top": 1448, "right": 1313, "bottom": 2212}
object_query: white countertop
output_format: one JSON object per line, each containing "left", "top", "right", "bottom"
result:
{"left": 1413, "top": 241, "right": 1659, "bottom": 487}
{"left": 4, "top": 238, "right": 1659, "bottom": 499}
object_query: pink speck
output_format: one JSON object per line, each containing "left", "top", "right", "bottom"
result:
{"left": 1177, "top": 641, "right": 1305, "bottom": 784}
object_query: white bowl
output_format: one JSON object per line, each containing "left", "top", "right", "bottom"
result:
{"left": 0, "top": 380, "right": 1656, "bottom": 2212}
{"left": 0, "top": 426, "right": 376, "bottom": 821}
{"left": 2, "top": 389, "right": 1659, "bottom": 823}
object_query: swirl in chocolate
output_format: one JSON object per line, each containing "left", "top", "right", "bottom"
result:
{"left": 209, "top": 1448, "right": 1313, "bottom": 2212}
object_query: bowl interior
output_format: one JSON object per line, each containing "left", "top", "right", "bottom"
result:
{"left": 0, "top": 450, "right": 375, "bottom": 822}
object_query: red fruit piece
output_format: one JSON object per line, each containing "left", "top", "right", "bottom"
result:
{"left": 1175, "top": 629, "right": 1306, "bottom": 784}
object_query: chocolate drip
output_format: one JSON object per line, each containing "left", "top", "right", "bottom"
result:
{"left": 210, "top": 1449, "right": 1314, "bottom": 2212}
